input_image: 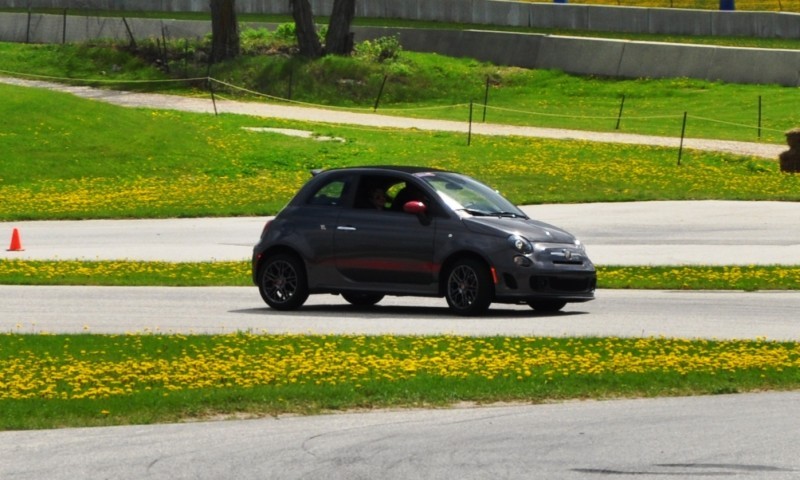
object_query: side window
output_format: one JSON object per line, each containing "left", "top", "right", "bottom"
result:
{"left": 354, "top": 175, "right": 404, "bottom": 210}
{"left": 307, "top": 179, "right": 348, "bottom": 207}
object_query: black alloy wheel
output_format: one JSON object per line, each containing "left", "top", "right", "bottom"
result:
{"left": 258, "top": 254, "right": 309, "bottom": 310}
{"left": 445, "top": 258, "right": 493, "bottom": 316}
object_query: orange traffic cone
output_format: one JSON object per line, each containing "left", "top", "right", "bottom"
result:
{"left": 7, "top": 228, "right": 24, "bottom": 251}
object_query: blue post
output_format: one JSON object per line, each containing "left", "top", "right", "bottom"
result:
{"left": 720, "top": 0, "right": 735, "bottom": 10}
{"left": 554, "top": 0, "right": 567, "bottom": 3}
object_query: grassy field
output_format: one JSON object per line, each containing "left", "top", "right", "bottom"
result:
{"left": 2, "top": 34, "right": 800, "bottom": 430}
{"left": 3, "top": 332, "right": 800, "bottom": 430}
{"left": 2, "top": 78, "right": 800, "bottom": 221}
{"left": 3, "top": 38, "right": 800, "bottom": 143}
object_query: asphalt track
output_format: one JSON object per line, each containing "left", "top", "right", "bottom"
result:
{"left": 3, "top": 201, "right": 800, "bottom": 265}
{"left": 3, "top": 392, "right": 800, "bottom": 480}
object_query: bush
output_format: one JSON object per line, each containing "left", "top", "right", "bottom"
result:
{"left": 354, "top": 35, "right": 402, "bottom": 63}
{"left": 273, "top": 23, "right": 297, "bottom": 43}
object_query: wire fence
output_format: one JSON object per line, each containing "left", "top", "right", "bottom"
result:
{"left": 1, "top": 67, "right": 792, "bottom": 164}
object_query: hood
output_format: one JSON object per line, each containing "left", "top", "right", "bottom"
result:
{"left": 462, "top": 216, "right": 576, "bottom": 243}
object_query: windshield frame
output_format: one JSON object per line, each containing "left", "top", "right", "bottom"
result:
{"left": 414, "top": 172, "right": 527, "bottom": 218}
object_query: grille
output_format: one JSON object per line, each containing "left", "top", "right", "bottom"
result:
{"left": 530, "top": 275, "right": 596, "bottom": 293}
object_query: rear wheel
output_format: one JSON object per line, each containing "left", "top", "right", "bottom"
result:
{"left": 445, "top": 258, "right": 493, "bottom": 316}
{"left": 528, "top": 300, "right": 567, "bottom": 313}
{"left": 342, "top": 293, "right": 384, "bottom": 306}
{"left": 258, "top": 254, "right": 309, "bottom": 310}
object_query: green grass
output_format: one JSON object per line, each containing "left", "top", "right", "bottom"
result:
{"left": 0, "top": 260, "right": 252, "bottom": 286}
{"left": 2, "top": 261, "right": 800, "bottom": 291}
{"left": 3, "top": 39, "right": 800, "bottom": 144}
{"left": 2, "top": 332, "right": 799, "bottom": 430}
{"left": 2, "top": 79, "right": 800, "bottom": 221}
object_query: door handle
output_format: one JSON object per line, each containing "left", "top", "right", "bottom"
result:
{"left": 337, "top": 226, "right": 357, "bottom": 231}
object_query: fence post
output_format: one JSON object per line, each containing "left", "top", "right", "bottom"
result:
{"left": 758, "top": 95, "right": 762, "bottom": 139}
{"left": 209, "top": 80, "right": 218, "bottom": 116}
{"left": 373, "top": 75, "right": 388, "bottom": 112}
{"left": 678, "top": 112, "right": 687, "bottom": 165}
{"left": 468, "top": 102, "right": 473, "bottom": 146}
{"left": 122, "top": 17, "right": 137, "bottom": 49}
{"left": 482, "top": 76, "right": 489, "bottom": 123}
{"left": 26, "top": 7, "right": 31, "bottom": 43}
{"left": 62, "top": 8, "right": 66, "bottom": 44}
{"left": 615, "top": 94, "right": 625, "bottom": 130}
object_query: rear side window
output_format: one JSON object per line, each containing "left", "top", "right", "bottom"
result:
{"left": 307, "top": 179, "right": 348, "bottom": 206}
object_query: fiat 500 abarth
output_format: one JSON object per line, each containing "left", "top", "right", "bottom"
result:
{"left": 252, "top": 166, "right": 596, "bottom": 316}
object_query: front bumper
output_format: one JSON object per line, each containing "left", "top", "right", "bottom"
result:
{"left": 491, "top": 243, "right": 596, "bottom": 303}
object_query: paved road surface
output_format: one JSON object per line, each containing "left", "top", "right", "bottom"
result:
{"left": 3, "top": 392, "right": 799, "bottom": 480}
{"left": 3, "top": 286, "right": 800, "bottom": 340}
{"left": 3, "top": 201, "right": 800, "bottom": 265}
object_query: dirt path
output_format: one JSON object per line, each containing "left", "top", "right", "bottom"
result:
{"left": 2, "top": 76, "right": 785, "bottom": 160}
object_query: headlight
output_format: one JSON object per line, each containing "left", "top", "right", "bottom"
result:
{"left": 574, "top": 239, "right": 585, "bottom": 252}
{"left": 508, "top": 234, "right": 533, "bottom": 254}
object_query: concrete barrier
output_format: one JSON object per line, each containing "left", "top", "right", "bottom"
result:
{"left": 3, "top": 13, "right": 800, "bottom": 86}
{"left": 0, "top": 12, "right": 211, "bottom": 43}
{"left": 387, "top": 28, "right": 543, "bottom": 69}
{"left": 528, "top": 4, "right": 589, "bottom": 30}
{"left": 618, "top": 41, "right": 716, "bottom": 80}
{"left": 648, "top": 9, "right": 714, "bottom": 36}
{"left": 708, "top": 46, "right": 800, "bottom": 85}
{"left": 587, "top": 5, "right": 650, "bottom": 33}
{"left": 1, "top": 0, "right": 799, "bottom": 38}
{"left": 536, "top": 35, "right": 624, "bottom": 77}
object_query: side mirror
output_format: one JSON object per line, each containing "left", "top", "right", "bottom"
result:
{"left": 403, "top": 201, "right": 427, "bottom": 215}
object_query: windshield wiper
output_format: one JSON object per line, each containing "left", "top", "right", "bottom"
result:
{"left": 493, "top": 211, "right": 526, "bottom": 218}
{"left": 459, "top": 208, "right": 492, "bottom": 216}
{"left": 459, "top": 208, "right": 526, "bottom": 218}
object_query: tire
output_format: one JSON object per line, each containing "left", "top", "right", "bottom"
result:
{"left": 258, "top": 253, "right": 309, "bottom": 310}
{"left": 444, "top": 258, "right": 493, "bottom": 316}
{"left": 528, "top": 300, "right": 567, "bottom": 313}
{"left": 342, "top": 293, "right": 384, "bottom": 307}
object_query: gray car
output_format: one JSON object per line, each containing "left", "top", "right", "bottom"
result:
{"left": 252, "top": 166, "right": 595, "bottom": 316}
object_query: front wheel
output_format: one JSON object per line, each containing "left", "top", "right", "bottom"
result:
{"left": 445, "top": 258, "right": 493, "bottom": 316}
{"left": 258, "top": 253, "right": 309, "bottom": 310}
{"left": 528, "top": 300, "right": 567, "bottom": 313}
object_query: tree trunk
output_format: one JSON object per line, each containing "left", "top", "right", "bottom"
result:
{"left": 210, "top": 0, "right": 240, "bottom": 62}
{"left": 325, "top": 0, "right": 356, "bottom": 55}
{"left": 291, "top": 0, "right": 323, "bottom": 58}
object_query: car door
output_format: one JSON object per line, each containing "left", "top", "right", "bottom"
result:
{"left": 333, "top": 176, "right": 438, "bottom": 291}
{"left": 292, "top": 173, "right": 354, "bottom": 287}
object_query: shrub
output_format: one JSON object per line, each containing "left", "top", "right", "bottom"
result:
{"left": 354, "top": 35, "right": 402, "bottom": 63}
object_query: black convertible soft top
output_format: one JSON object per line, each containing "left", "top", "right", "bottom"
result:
{"left": 311, "top": 165, "right": 448, "bottom": 177}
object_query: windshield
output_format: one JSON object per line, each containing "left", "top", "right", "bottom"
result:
{"left": 415, "top": 172, "right": 527, "bottom": 218}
